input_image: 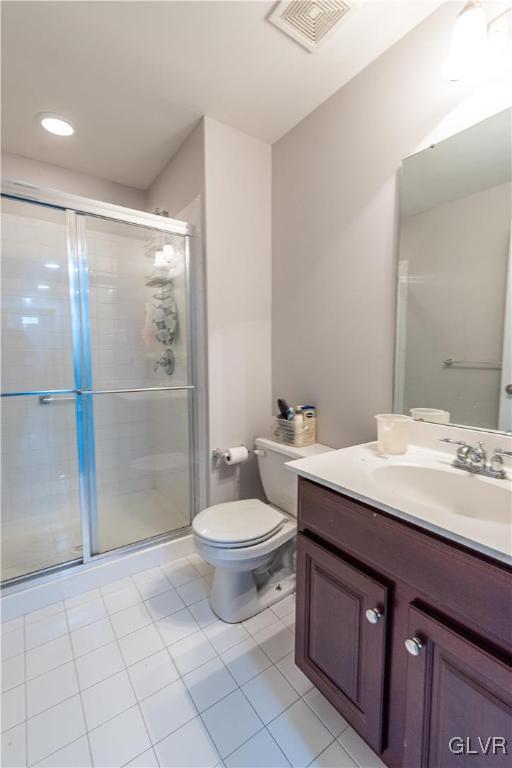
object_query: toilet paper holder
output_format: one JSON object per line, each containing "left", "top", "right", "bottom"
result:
{"left": 211, "top": 446, "right": 264, "bottom": 460}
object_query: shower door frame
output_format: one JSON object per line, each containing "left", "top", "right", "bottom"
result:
{"left": 1, "top": 179, "right": 199, "bottom": 584}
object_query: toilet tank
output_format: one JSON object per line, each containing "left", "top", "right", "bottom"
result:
{"left": 255, "top": 437, "right": 332, "bottom": 517}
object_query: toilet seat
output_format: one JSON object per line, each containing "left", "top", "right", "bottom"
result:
{"left": 192, "top": 499, "right": 285, "bottom": 549}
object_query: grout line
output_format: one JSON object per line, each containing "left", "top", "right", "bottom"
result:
{"left": 96, "top": 589, "right": 154, "bottom": 767}
{"left": 61, "top": 594, "right": 94, "bottom": 768}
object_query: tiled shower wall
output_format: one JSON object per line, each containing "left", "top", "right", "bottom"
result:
{"left": 1, "top": 205, "right": 191, "bottom": 580}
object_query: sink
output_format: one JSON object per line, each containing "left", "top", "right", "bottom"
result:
{"left": 371, "top": 464, "right": 510, "bottom": 525}
{"left": 286, "top": 441, "right": 512, "bottom": 562}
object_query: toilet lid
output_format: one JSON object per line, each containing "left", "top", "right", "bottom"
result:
{"left": 193, "top": 499, "right": 285, "bottom": 546}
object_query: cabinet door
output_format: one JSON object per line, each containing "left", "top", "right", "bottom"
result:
{"left": 296, "top": 533, "right": 389, "bottom": 752}
{"left": 403, "top": 605, "right": 512, "bottom": 767}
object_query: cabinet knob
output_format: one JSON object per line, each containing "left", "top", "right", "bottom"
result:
{"left": 404, "top": 636, "right": 423, "bottom": 656}
{"left": 365, "top": 608, "right": 383, "bottom": 624}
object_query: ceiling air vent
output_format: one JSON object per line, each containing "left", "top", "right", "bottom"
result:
{"left": 268, "top": 0, "right": 356, "bottom": 52}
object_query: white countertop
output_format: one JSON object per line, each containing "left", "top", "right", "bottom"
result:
{"left": 286, "top": 442, "right": 512, "bottom": 566}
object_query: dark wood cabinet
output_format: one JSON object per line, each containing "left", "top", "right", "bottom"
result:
{"left": 295, "top": 477, "right": 512, "bottom": 768}
{"left": 296, "top": 534, "right": 389, "bottom": 752}
{"left": 403, "top": 605, "right": 512, "bottom": 768}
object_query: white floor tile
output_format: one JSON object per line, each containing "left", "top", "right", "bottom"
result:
{"left": 75, "top": 641, "right": 125, "bottom": 690}
{"left": 221, "top": 637, "right": 272, "bottom": 685}
{"left": 144, "top": 588, "right": 184, "bottom": 621}
{"left": 103, "top": 584, "right": 142, "bottom": 615}
{"left": 204, "top": 621, "right": 250, "bottom": 654}
{"left": 183, "top": 657, "right": 237, "bottom": 712}
{"left": 267, "top": 700, "right": 333, "bottom": 768}
{"left": 100, "top": 577, "right": 133, "bottom": 596}
{"left": 66, "top": 598, "right": 107, "bottom": 631}
{"left": 128, "top": 649, "right": 179, "bottom": 700}
{"left": 1, "top": 723, "right": 26, "bottom": 768}
{"left": 2, "top": 628, "right": 25, "bottom": 660}
{"left": 253, "top": 622, "right": 295, "bottom": 663}
{"left": 162, "top": 559, "right": 201, "bottom": 587}
{"left": 188, "top": 599, "right": 217, "bottom": 628}
{"left": 242, "top": 666, "right": 298, "bottom": 725}
{"left": 224, "top": 728, "right": 291, "bottom": 768}
{"left": 125, "top": 747, "right": 159, "bottom": 767}
{"left": 1, "top": 684, "right": 25, "bottom": 732}
{"left": 110, "top": 603, "right": 152, "bottom": 639}
{"left": 26, "top": 635, "right": 73, "bottom": 679}
{"left": 155, "top": 607, "right": 198, "bottom": 646}
{"left": 276, "top": 653, "right": 313, "bottom": 696}
{"left": 132, "top": 568, "right": 172, "bottom": 601}
{"left": 270, "top": 595, "right": 296, "bottom": 620}
{"left": 201, "top": 689, "right": 263, "bottom": 758}
{"left": 310, "top": 741, "right": 358, "bottom": 768}
{"left": 2, "top": 654, "right": 25, "bottom": 692}
{"left": 281, "top": 612, "right": 296, "bottom": 631}
{"left": 118, "top": 624, "right": 164, "bottom": 667}
{"left": 81, "top": 669, "right": 136, "bottom": 730}
{"left": 155, "top": 715, "right": 220, "bottom": 768}
{"left": 304, "top": 689, "right": 349, "bottom": 738}
{"left": 25, "top": 613, "right": 69, "bottom": 651}
{"left": 140, "top": 678, "right": 197, "bottom": 743}
{"left": 34, "top": 736, "right": 92, "bottom": 767}
{"left": 1, "top": 617, "right": 23, "bottom": 635}
{"left": 169, "top": 630, "right": 218, "bottom": 676}
{"left": 25, "top": 603, "right": 64, "bottom": 626}
{"left": 176, "top": 577, "right": 210, "bottom": 606}
{"left": 71, "top": 618, "right": 115, "bottom": 657}
{"left": 27, "top": 661, "right": 78, "bottom": 718}
{"left": 88, "top": 705, "right": 151, "bottom": 768}
{"left": 64, "top": 589, "right": 101, "bottom": 610}
{"left": 27, "top": 694, "right": 86, "bottom": 765}
{"left": 242, "top": 609, "right": 280, "bottom": 636}
{"left": 187, "top": 553, "right": 214, "bottom": 577}
{"left": 338, "top": 727, "right": 387, "bottom": 768}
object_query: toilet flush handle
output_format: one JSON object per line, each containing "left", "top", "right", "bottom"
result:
{"left": 253, "top": 449, "right": 266, "bottom": 456}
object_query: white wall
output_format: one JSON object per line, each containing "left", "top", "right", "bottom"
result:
{"left": 2, "top": 152, "right": 145, "bottom": 210}
{"left": 204, "top": 117, "right": 272, "bottom": 504}
{"left": 146, "top": 123, "right": 205, "bottom": 218}
{"left": 146, "top": 117, "right": 272, "bottom": 507}
{"left": 272, "top": 3, "right": 512, "bottom": 449}
{"left": 400, "top": 182, "right": 510, "bottom": 430}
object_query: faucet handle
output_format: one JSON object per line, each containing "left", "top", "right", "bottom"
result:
{"left": 494, "top": 448, "right": 512, "bottom": 458}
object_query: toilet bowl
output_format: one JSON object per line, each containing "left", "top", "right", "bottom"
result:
{"left": 193, "top": 437, "right": 332, "bottom": 623}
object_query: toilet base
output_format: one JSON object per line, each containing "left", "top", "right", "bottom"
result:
{"left": 210, "top": 566, "right": 295, "bottom": 623}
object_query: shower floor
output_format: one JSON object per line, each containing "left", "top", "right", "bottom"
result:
{"left": 1, "top": 490, "right": 190, "bottom": 582}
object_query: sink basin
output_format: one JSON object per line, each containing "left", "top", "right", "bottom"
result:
{"left": 371, "top": 464, "right": 510, "bottom": 525}
{"left": 286, "top": 441, "right": 512, "bottom": 563}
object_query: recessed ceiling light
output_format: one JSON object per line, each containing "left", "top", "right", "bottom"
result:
{"left": 44, "top": 263, "right": 60, "bottom": 269}
{"left": 38, "top": 113, "right": 74, "bottom": 136}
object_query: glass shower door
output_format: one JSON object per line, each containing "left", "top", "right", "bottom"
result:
{"left": 1, "top": 199, "right": 83, "bottom": 580}
{"left": 79, "top": 215, "right": 193, "bottom": 555}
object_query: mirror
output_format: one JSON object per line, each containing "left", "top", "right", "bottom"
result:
{"left": 394, "top": 109, "right": 512, "bottom": 434}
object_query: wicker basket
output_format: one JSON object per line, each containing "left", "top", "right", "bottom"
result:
{"left": 271, "top": 416, "right": 317, "bottom": 447}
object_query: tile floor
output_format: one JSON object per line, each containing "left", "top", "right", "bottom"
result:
{"left": 1, "top": 552, "right": 386, "bottom": 768}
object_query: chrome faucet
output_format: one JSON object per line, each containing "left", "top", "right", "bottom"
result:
{"left": 440, "top": 439, "right": 511, "bottom": 480}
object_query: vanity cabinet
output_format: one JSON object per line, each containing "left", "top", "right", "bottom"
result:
{"left": 296, "top": 535, "right": 389, "bottom": 751}
{"left": 295, "top": 478, "right": 512, "bottom": 768}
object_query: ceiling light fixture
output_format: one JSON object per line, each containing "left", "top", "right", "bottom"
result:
{"left": 38, "top": 113, "right": 74, "bottom": 136}
{"left": 442, "top": 2, "right": 512, "bottom": 82}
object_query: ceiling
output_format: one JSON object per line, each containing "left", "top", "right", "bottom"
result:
{"left": 2, "top": 0, "right": 443, "bottom": 190}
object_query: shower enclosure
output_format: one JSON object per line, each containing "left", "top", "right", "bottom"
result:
{"left": 1, "top": 181, "right": 198, "bottom": 584}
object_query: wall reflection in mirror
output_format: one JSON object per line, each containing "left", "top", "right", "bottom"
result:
{"left": 394, "top": 109, "right": 512, "bottom": 434}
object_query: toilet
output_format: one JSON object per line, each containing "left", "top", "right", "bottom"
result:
{"left": 193, "top": 437, "right": 332, "bottom": 623}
